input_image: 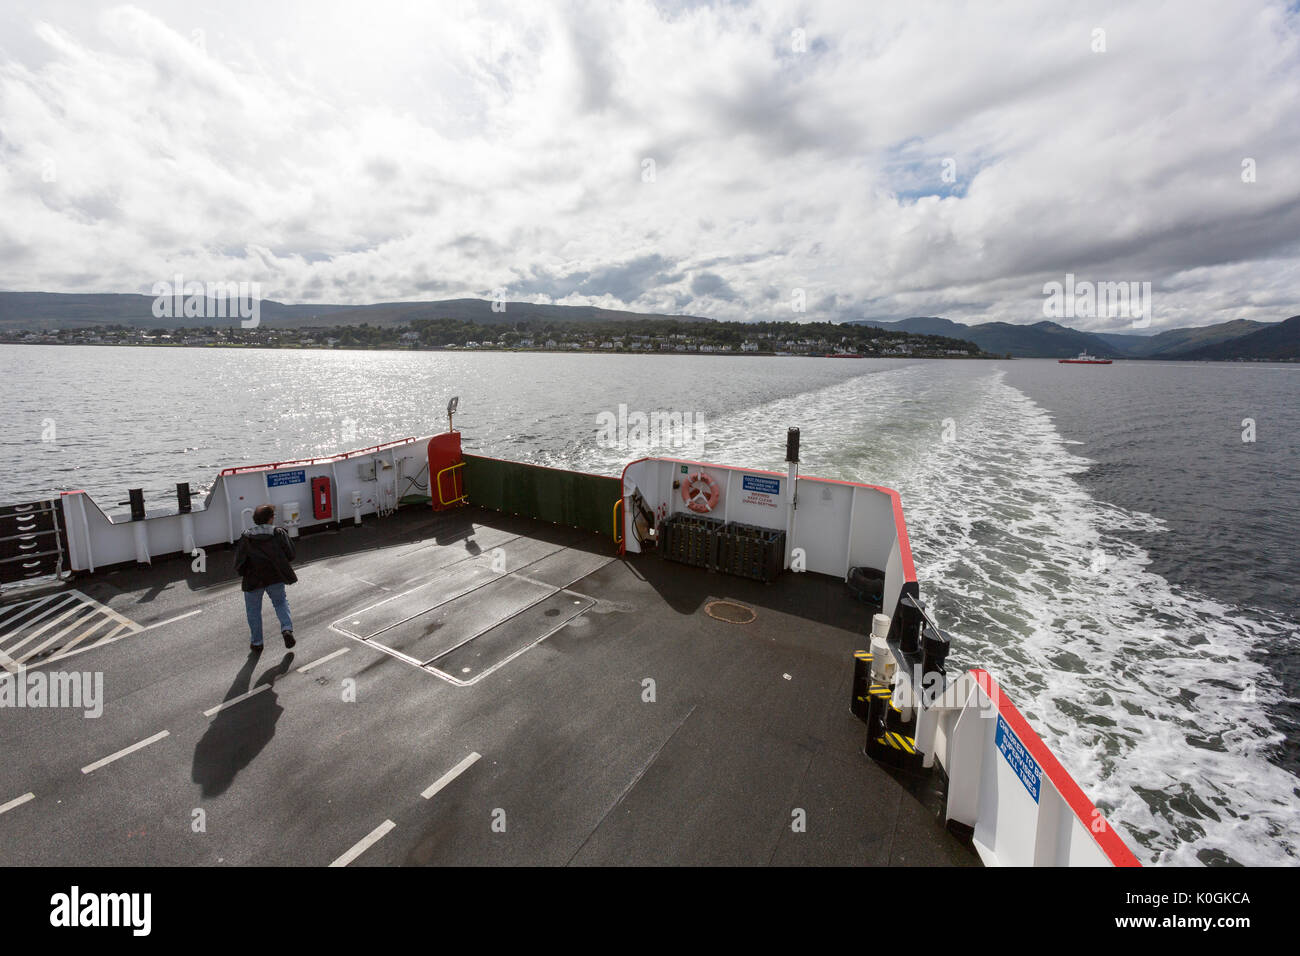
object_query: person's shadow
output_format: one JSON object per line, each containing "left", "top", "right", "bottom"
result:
{"left": 192, "top": 650, "right": 295, "bottom": 798}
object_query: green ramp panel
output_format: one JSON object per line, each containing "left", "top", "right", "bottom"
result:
{"left": 462, "top": 454, "right": 622, "bottom": 540}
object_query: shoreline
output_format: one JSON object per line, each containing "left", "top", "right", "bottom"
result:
{"left": 0, "top": 340, "right": 996, "bottom": 359}
{"left": 2, "top": 341, "right": 1293, "bottom": 362}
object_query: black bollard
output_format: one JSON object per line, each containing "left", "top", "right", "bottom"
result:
{"left": 921, "top": 624, "right": 950, "bottom": 683}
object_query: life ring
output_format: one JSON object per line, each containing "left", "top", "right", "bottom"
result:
{"left": 681, "top": 472, "right": 721, "bottom": 513}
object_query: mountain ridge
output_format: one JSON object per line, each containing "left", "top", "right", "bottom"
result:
{"left": 1, "top": 291, "right": 1295, "bottom": 359}
{"left": 850, "top": 315, "right": 1295, "bottom": 359}
{"left": 0, "top": 291, "right": 714, "bottom": 330}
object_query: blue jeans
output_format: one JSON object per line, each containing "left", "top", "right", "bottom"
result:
{"left": 244, "top": 583, "right": 293, "bottom": 646}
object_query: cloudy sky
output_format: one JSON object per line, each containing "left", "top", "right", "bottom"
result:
{"left": 1, "top": 0, "right": 1298, "bottom": 331}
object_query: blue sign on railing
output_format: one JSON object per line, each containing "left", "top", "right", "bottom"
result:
{"left": 267, "top": 469, "right": 306, "bottom": 488}
{"left": 742, "top": 475, "right": 780, "bottom": 495}
{"left": 996, "top": 714, "right": 1041, "bottom": 803}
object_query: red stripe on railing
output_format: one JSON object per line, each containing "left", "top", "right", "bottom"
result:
{"left": 972, "top": 669, "right": 1142, "bottom": 867}
{"left": 796, "top": 474, "right": 917, "bottom": 584}
{"left": 219, "top": 437, "right": 419, "bottom": 476}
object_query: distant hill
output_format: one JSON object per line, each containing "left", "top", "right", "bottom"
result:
{"left": 0, "top": 292, "right": 712, "bottom": 331}
{"left": 3, "top": 291, "right": 1293, "bottom": 359}
{"left": 853, "top": 317, "right": 1121, "bottom": 358}
{"left": 852, "top": 315, "right": 1290, "bottom": 359}
{"left": 852, "top": 316, "right": 970, "bottom": 337}
{"left": 1095, "top": 319, "right": 1269, "bottom": 358}
{"left": 1178, "top": 315, "right": 1300, "bottom": 360}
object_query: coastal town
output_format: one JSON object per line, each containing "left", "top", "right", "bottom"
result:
{"left": 0, "top": 317, "right": 984, "bottom": 358}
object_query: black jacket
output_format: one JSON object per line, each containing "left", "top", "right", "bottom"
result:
{"left": 234, "top": 525, "right": 298, "bottom": 591}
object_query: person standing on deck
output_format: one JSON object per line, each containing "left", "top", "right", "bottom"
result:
{"left": 233, "top": 504, "right": 298, "bottom": 653}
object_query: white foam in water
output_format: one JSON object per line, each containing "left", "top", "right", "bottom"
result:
{"left": 594, "top": 363, "right": 1299, "bottom": 866}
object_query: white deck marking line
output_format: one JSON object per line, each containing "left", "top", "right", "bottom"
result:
{"left": 421, "top": 752, "right": 481, "bottom": 799}
{"left": 13, "top": 608, "right": 105, "bottom": 665}
{"left": 5, "top": 604, "right": 93, "bottom": 659}
{"left": 341, "top": 572, "right": 501, "bottom": 641}
{"left": 0, "top": 593, "right": 61, "bottom": 628}
{"left": 36, "top": 610, "right": 203, "bottom": 669}
{"left": 203, "top": 684, "right": 271, "bottom": 717}
{"left": 414, "top": 583, "right": 558, "bottom": 667}
{"left": 329, "top": 533, "right": 540, "bottom": 637}
{"left": 430, "top": 595, "right": 595, "bottom": 687}
{"left": 0, "top": 792, "right": 35, "bottom": 816}
{"left": 81, "top": 730, "right": 170, "bottom": 774}
{"left": 331, "top": 556, "right": 610, "bottom": 685}
{"left": 131, "top": 609, "right": 203, "bottom": 636}
{"left": 0, "top": 647, "right": 16, "bottom": 672}
{"left": 297, "top": 647, "right": 350, "bottom": 673}
{"left": 423, "top": 561, "right": 609, "bottom": 685}
{"left": 52, "top": 615, "right": 115, "bottom": 656}
{"left": 334, "top": 631, "right": 425, "bottom": 669}
{"left": 329, "top": 819, "right": 396, "bottom": 867}
{"left": 0, "top": 596, "right": 81, "bottom": 652}
{"left": 344, "top": 545, "right": 573, "bottom": 643}
{"left": 67, "top": 588, "right": 139, "bottom": 631}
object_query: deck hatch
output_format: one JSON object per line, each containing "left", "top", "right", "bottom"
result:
{"left": 705, "top": 600, "right": 757, "bottom": 625}
{"left": 330, "top": 534, "right": 612, "bottom": 684}
{"left": 428, "top": 590, "right": 595, "bottom": 683}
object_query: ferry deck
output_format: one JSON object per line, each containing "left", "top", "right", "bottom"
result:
{"left": 0, "top": 503, "right": 977, "bottom": 866}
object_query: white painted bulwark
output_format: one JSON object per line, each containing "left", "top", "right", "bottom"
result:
{"left": 58, "top": 438, "right": 430, "bottom": 573}
{"left": 619, "top": 456, "right": 917, "bottom": 620}
{"left": 928, "top": 671, "right": 1139, "bottom": 867}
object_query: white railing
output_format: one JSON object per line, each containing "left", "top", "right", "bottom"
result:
{"left": 619, "top": 455, "right": 919, "bottom": 620}
{"left": 58, "top": 438, "right": 433, "bottom": 572}
{"left": 916, "top": 668, "right": 1141, "bottom": 867}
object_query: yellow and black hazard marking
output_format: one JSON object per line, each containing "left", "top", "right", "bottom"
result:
{"left": 875, "top": 732, "right": 917, "bottom": 755}
{"left": 867, "top": 682, "right": 907, "bottom": 716}
{"left": 850, "top": 655, "right": 877, "bottom": 722}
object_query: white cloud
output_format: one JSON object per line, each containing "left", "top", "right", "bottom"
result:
{"left": 0, "top": 0, "right": 1297, "bottom": 330}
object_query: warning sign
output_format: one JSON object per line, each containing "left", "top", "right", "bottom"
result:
{"left": 267, "top": 468, "right": 306, "bottom": 488}
{"left": 740, "top": 474, "right": 780, "bottom": 509}
{"left": 996, "top": 715, "right": 1041, "bottom": 803}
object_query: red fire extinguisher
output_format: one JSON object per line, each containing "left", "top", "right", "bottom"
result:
{"left": 311, "top": 476, "right": 332, "bottom": 519}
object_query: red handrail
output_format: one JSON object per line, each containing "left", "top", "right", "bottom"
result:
{"left": 219, "top": 437, "right": 419, "bottom": 476}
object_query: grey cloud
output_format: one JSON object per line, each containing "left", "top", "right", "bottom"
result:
{"left": 0, "top": 2, "right": 1297, "bottom": 331}
{"left": 691, "top": 271, "right": 738, "bottom": 300}
{"left": 517, "top": 254, "right": 684, "bottom": 302}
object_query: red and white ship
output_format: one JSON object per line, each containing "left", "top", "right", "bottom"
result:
{"left": 0, "top": 407, "right": 1141, "bottom": 867}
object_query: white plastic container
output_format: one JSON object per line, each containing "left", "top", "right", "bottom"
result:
{"left": 870, "top": 613, "right": 896, "bottom": 683}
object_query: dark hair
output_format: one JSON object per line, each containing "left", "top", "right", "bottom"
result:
{"left": 253, "top": 504, "right": 276, "bottom": 525}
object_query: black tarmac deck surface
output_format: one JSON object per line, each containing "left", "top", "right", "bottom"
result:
{"left": 0, "top": 505, "right": 977, "bottom": 866}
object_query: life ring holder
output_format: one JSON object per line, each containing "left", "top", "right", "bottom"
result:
{"left": 680, "top": 471, "right": 721, "bottom": 514}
